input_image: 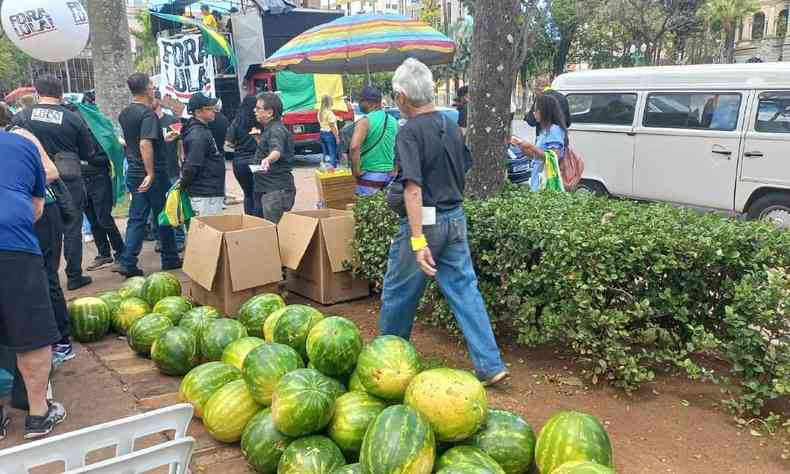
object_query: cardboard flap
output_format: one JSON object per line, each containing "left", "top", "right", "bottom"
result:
{"left": 182, "top": 218, "right": 224, "bottom": 290}
{"left": 278, "top": 213, "right": 320, "bottom": 270}
{"left": 321, "top": 215, "right": 355, "bottom": 273}
{"left": 225, "top": 224, "right": 282, "bottom": 291}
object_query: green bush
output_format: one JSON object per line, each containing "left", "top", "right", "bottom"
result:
{"left": 350, "top": 189, "right": 790, "bottom": 415}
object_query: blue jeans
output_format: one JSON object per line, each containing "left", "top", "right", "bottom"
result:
{"left": 120, "top": 175, "right": 179, "bottom": 271}
{"left": 320, "top": 131, "right": 338, "bottom": 167}
{"left": 379, "top": 207, "right": 505, "bottom": 379}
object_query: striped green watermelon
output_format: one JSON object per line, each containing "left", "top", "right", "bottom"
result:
{"left": 359, "top": 404, "right": 435, "bottom": 474}
{"left": 152, "top": 296, "right": 193, "bottom": 325}
{"left": 118, "top": 276, "right": 146, "bottom": 299}
{"left": 404, "top": 368, "right": 487, "bottom": 443}
{"left": 141, "top": 272, "right": 182, "bottom": 306}
{"left": 435, "top": 464, "right": 497, "bottom": 474}
{"left": 179, "top": 361, "right": 242, "bottom": 418}
{"left": 151, "top": 327, "right": 199, "bottom": 376}
{"left": 243, "top": 343, "right": 304, "bottom": 406}
{"left": 326, "top": 376, "right": 347, "bottom": 399}
{"left": 221, "top": 336, "right": 265, "bottom": 370}
{"left": 203, "top": 379, "right": 262, "bottom": 443}
{"left": 436, "top": 447, "right": 504, "bottom": 474}
{"left": 278, "top": 435, "right": 346, "bottom": 474}
{"left": 114, "top": 297, "right": 151, "bottom": 335}
{"left": 128, "top": 313, "right": 174, "bottom": 355}
{"left": 306, "top": 316, "right": 363, "bottom": 377}
{"left": 552, "top": 461, "right": 616, "bottom": 474}
{"left": 535, "top": 411, "right": 613, "bottom": 474}
{"left": 179, "top": 306, "right": 221, "bottom": 355}
{"left": 356, "top": 336, "right": 421, "bottom": 401}
{"left": 263, "top": 306, "right": 286, "bottom": 342}
{"left": 97, "top": 291, "right": 123, "bottom": 327}
{"left": 271, "top": 368, "right": 339, "bottom": 437}
{"left": 200, "top": 318, "right": 248, "bottom": 362}
{"left": 238, "top": 293, "right": 285, "bottom": 337}
{"left": 68, "top": 297, "right": 111, "bottom": 343}
{"left": 466, "top": 409, "right": 535, "bottom": 474}
{"left": 348, "top": 369, "right": 365, "bottom": 392}
{"left": 241, "top": 408, "right": 293, "bottom": 473}
{"left": 272, "top": 305, "right": 325, "bottom": 360}
{"left": 331, "top": 465, "right": 361, "bottom": 474}
{"left": 328, "top": 391, "right": 387, "bottom": 455}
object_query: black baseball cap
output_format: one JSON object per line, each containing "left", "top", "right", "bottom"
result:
{"left": 357, "top": 86, "right": 382, "bottom": 103}
{"left": 187, "top": 93, "right": 218, "bottom": 114}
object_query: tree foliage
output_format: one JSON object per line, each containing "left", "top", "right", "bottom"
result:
{"left": 131, "top": 9, "right": 159, "bottom": 73}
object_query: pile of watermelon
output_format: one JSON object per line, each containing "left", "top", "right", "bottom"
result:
{"left": 71, "top": 281, "right": 617, "bottom": 473}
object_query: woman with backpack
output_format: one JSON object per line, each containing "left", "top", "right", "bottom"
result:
{"left": 511, "top": 93, "right": 569, "bottom": 192}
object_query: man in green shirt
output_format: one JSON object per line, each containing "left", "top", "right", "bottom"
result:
{"left": 349, "top": 86, "right": 397, "bottom": 195}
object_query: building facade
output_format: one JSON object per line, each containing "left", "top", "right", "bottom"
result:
{"left": 320, "top": 0, "right": 466, "bottom": 24}
{"left": 735, "top": 0, "right": 790, "bottom": 62}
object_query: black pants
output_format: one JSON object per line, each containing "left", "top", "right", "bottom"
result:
{"left": 254, "top": 189, "right": 296, "bottom": 224}
{"left": 232, "top": 158, "right": 256, "bottom": 215}
{"left": 34, "top": 204, "right": 70, "bottom": 342}
{"left": 84, "top": 172, "right": 124, "bottom": 260}
{"left": 62, "top": 178, "right": 85, "bottom": 281}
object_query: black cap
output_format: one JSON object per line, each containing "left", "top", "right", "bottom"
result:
{"left": 187, "top": 93, "right": 218, "bottom": 114}
{"left": 357, "top": 86, "right": 382, "bottom": 103}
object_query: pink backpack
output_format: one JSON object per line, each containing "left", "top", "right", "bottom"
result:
{"left": 560, "top": 147, "right": 585, "bottom": 191}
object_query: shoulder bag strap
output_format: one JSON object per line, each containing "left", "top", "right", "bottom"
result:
{"left": 360, "top": 111, "right": 389, "bottom": 157}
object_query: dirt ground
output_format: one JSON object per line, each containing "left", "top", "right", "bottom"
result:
{"left": 1, "top": 164, "right": 788, "bottom": 473}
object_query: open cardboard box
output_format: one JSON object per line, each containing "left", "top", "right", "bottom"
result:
{"left": 278, "top": 209, "right": 369, "bottom": 305}
{"left": 182, "top": 214, "right": 283, "bottom": 315}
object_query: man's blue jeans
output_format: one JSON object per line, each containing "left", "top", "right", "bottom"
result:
{"left": 379, "top": 207, "right": 505, "bottom": 380}
{"left": 120, "top": 175, "right": 179, "bottom": 271}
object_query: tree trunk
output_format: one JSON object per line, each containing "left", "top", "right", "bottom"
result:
{"left": 466, "top": 0, "right": 521, "bottom": 198}
{"left": 86, "top": 0, "right": 133, "bottom": 124}
{"left": 725, "top": 23, "right": 736, "bottom": 64}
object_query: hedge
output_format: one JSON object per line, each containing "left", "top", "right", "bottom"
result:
{"left": 350, "top": 188, "right": 790, "bottom": 416}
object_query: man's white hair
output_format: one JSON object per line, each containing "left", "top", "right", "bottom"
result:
{"left": 392, "top": 58, "right": 434, "bottom": 107}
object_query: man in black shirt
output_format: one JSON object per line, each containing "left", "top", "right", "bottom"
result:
{"left": 455, "top": 85, "right": 469, "bottom": 135}
{"left": 115, "top": 73, "right": 180, "bottom": 277}
{"left": 181, "top": 93, "right": 225, "bottom": 216}
{"left": 13, "top": 75, "right": 94, "bottom": 292}
{"left": 253, "top": 93, "right": 295, "bottom": 223}
{"left": 152, "top": 92, "right": 185, "bottom": 252}
{"left": 380, "top": 59, "right": 508, "bottom": 388}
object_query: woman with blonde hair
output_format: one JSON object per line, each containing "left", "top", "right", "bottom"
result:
{"left": 318, "top": 94, "right": 340, "bottom": 168}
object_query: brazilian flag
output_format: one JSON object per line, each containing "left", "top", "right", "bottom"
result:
{"left": 275, "top": 71, "right": 348, "bottom": 114}
{"left": 543, "top": 150, "right": 565, "bottom": 192}
{"left": 150, "top": 11, "right": 237, "bottom": 66}
{"left": 73, "top": 102, "right": 127, "bottom": 204}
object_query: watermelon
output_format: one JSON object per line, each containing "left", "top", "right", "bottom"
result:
{"left": 272, "top": 305, "right": 325, "bottom": 360}
{"left": 356, "top": 335, "right": 421, "bottom": 401}
{"left": 179, "top": 361, "right": 242, "bottom": 418}
{"left": 466, "top": 409, "right": 536, "bottom": 474}
{"left": 436, "top": 447, "right": 504, "bottom": 474}
{"left": 200, "top": 318, "right": 248, "bottom": 362}
{"left": 97, "top": 291, "right": 123, "bottom": 327}
{"left": 221, "top": 336, "right": 266, "bottom": 370}
{"left": 141, "top": 272, "right": 182, "bottom": 306}
{"left": 359, "top": 404, "right": 435, "bottom": 474}
{"left": 535, "top": 411, "right": 613, "bottom": 474}
{"left": 114, "top": 297, "right": 151, "bottom": 335}
{"left": 271, "top": 368, "right": 339, "bottom": 437}
{"left": 152, "top": 296, "right": 193, "bottom": 325}
{"left": 203, "top": 379, "right": 262, "bottom": 443}
{"left": 326, "top": 377, "right": 347, "bottom": 399}
{"left": 435, "top": 464, "right": 497, "bottom": 474}
{"left": 127, "top": 313, "right": 173, "bottom": 355}
{"left": 241, "top": 408, "right": 293, "bottom": 473}
{"left": 332, "top": 465, "right": 361, "bottom": 474}
{"left": 68, "top": 297, "right": 111, "bottom": 342}
{"left": 243, "top": 343, "right": 305, "bottom": 406}
{"left": 263, "top": 306, "right": 286, "bottom": 342}
{"left": 348, "top": 369, "right": 365, "bottom": 392}
{"left": 552, "top": 461, "right": 616, "bottom": 474}
{"left": 118, "top": 275, "right": 146, "bottom": 299}
{"left": 404, "top": 368, "right": 487, "bottom": 442}
{"left": 278, "top": 435, "right": 346, "bottom": 474}
{"left": 238, "top": 293, "right": 285, "bottom": 337}
{"left": 179, "top": 306, "right": 221, "bottom": 355}
{"left": 306, "top": 316, "right": 363, "bottom": 377}
{"left": 328, "top": 391, "right": 387, "bottom": 455}
{"left": 151, "top": 327, "right": 199, "bottom": 376}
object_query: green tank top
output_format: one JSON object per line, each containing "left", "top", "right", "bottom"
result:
{"left": 360, "top": 109, "right": 396, "bottom": 173}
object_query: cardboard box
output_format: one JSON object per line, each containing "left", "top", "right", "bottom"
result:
{"left": 278, "top": 209, "right": 369, "bottom": 305}
{"left": 316, "top": 170, "right": 356, "bottom": 210}
{"left": 183, "top": 215, "right": 283, "bottom": 315}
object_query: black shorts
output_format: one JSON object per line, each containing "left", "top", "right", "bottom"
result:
{"left": 0, "top": 251, "right": 61, "bottom": 352}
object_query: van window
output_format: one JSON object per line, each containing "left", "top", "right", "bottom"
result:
{"left": 755, "top": 91, "right": 790, "bottom": 134}
{"left": 567, "top": 93, "right": 637, "bottom": 125}
{"left": 644, "top": 93, "right": 741, "bottom": 131}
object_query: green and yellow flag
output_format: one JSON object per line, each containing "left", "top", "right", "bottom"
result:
{"left": 72, "top": 102, "right": 127, "bottom": 204}
{"left": 150, "top": 11, "right": 236, "bottom": 66}
{"left": 544, "top": 150, "right": 565, "bottom": 193}
{"left": 276, "top": 70, "right": 348, "bottom": 113}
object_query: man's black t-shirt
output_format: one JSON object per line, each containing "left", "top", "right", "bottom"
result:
{"left": 159, "top": 113, "right": 181, "bottom": 180}
{"left": 118, "top": 103, "right": 168, "bottom": 180}
{"left": 253, "top": 120, "right": 295, "bottom": 193}
{"left": 393, "top": 111, "right": 470, "bottom": 216}
{"left": 12, "top": 104, "right": 94, "bottom": 161}
{"left": 209, "top": 111, "right": 229, "bottom": 158}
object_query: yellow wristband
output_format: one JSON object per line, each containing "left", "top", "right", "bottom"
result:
{"left": 410, "top": 235, "right": 428, "bottom": 252}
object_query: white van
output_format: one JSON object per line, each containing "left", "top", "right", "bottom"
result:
{"left": 552, "top": 63, "right": 790, "bottom": 224}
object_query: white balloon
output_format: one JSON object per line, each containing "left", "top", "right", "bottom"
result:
{"left": 1, "top": 0, "right": 90, "bottom": 63}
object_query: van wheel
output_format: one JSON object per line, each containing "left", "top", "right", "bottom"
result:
{"left": 746, "top": 193, "right": 790, "bottom": 228}
{"left": 576, "top": 180, "right": 608, "bottom": 197}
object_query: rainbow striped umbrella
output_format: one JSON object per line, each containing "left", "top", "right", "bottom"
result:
{"left": 262, "top": 13, "right": 456, "bottom": 74}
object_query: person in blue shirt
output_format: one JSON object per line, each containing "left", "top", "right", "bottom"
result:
{"left": 511, "top": 94, "right": 569, "bottom": 192}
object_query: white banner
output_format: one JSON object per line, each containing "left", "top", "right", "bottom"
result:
{"left": 157, "top": 34, "right": 215, "bottom": 104}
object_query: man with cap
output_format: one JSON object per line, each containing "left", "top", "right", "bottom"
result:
{"left": 349, "top": 86, "right": 397, "bottom": 196}
{"left": 180, "top": 93, "right": 225, "bottom": 217}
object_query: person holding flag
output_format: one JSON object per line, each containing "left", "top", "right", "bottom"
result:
{"left": 511, "top": 94, "right": 569, "bottom": 192}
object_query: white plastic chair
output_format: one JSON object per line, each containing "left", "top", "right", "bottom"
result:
{"left": 63, "top": 437, "right": 194, "bottom": 474}
{"left": 0, "top": 403, "right": 193, "bottom": 474}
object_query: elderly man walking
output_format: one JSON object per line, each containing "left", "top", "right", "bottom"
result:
{"left": 379, "top": 59, "right": 509, "bottom": 387}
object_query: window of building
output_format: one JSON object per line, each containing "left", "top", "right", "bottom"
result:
{"left": 644, "top": 93, "right": 741, "bottom": 131}
{"left": 756, "top": 91, "right": 790, "bottom": 134}
{"left": 752, "top": 12, "right": 766, "bottom": 40}
{"left": 567, "top": 93, "right": 637, "bottom": 126}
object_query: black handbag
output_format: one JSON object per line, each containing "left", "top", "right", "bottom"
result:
{"left": 52, "top": 151, "right": 82, "bottom": 182}
{"left": 49, "top": 179, "right": 79, "bottom": 227}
